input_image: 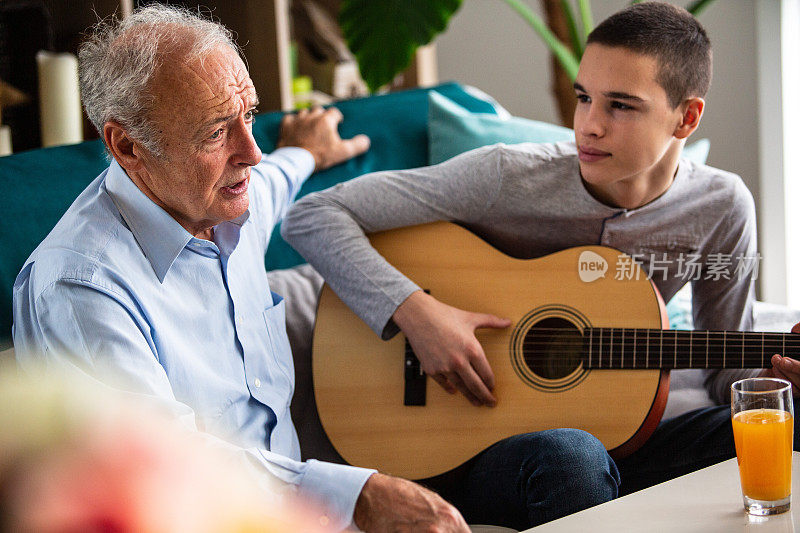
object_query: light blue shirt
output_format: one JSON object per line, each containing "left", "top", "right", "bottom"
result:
{"left": 13, "top": 148, "right": 373, "bottom": 531}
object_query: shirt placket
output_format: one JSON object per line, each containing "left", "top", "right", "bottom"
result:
{"left": 217, "top": 237, "right": 285, "bottom": 436}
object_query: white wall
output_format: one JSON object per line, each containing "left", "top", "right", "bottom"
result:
{"left": 435, "top": 0, "right": 767, "bottom": 288}
{"left": 757, "top": 1, "right": 786, "bottom": 304}
{"left": 781, "top": 0, "right": 800, "bottom": 307}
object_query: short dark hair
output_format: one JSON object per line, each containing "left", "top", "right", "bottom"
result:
{"left": 587, "top": 2, "right": 711, "bottom": 108}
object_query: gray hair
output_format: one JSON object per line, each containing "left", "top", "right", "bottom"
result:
{"left": 78, "top": 4, "right": 239, "bottom": 156}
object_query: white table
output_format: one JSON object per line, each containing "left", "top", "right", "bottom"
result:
{"left": 522, "top": 452, "right": 800, "bottom": 532}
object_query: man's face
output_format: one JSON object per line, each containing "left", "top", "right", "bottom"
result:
{"left": 573, "top": 44, "right": 685, "bottom": 205}
{"left": 135, "top": 44, "right": 262, "bottom": 237}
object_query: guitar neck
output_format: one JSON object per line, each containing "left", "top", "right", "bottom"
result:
{"left": 582, "top": 328, "right": 797, "bottom": 370}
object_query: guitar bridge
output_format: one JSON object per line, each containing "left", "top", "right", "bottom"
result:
{"left": 404, "top": 338, "right": 427, "bottom": 406}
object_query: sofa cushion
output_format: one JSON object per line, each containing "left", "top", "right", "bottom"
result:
{"left": 0, "top": 141, "right": 107, "bottom": 349}
{"left": 429, "top": 90, "right": 573, "bottom": 165}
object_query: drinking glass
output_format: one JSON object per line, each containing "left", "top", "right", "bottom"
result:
{"left": 732, "top": 377, "right": 794, "bottom": 516}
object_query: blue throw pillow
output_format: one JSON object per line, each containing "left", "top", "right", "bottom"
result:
{"left": 681, "top": 138, "right": 710, "bottom": 166}
{"left": 428, "top": 91, "right": 573, "bottom": 165}
{"left": 427, "top": 91, "right": 710, "bottom": 166}
{"left": 666, "top": 284, "right": 694, "bottom": 330}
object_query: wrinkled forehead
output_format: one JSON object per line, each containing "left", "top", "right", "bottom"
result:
{"left": 151, "top": 44, "right": 255, "bottom": 117}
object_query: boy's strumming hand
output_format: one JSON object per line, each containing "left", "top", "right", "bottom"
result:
{"left": 391, "top": 290, "right": 510, "bottom": 407}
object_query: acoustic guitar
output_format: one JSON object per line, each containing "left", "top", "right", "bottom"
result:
{"left": 312, "top": 222, "right": 791, "bottom": 480}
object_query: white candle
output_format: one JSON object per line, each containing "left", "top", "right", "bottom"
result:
{"left": 0, "top": 125, "right": 11, "bottom": 156}
{"left": 36, "top": 51, "right": 83, "bottom": 147}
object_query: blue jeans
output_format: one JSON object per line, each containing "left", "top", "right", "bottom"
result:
{"left": 614, "top": 405, "right": 738, "bottom": 496}
{"left": 423, "top": 428, "right": 620, "bottom": 529}
{"left": 424, "top": 405, "right": 800, "bottom": 529}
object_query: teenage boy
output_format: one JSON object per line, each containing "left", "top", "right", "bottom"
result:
{"left": 283, "top": 2, "right": 767, "bottom": 529}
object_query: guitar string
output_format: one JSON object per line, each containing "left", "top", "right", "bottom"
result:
{"left": 429, "top": 329, "right": 798, "bottom": 363}
{"left": 508, "top": 326, "right": 794, "bottom": 336}
{"left": 516, "top": 342, "right": 797, "bottom": 349}
{"left": 502, "top": 354, "right": 776, "bottom": 367}
{"left": 452, "top": 346, "right": 786, "bottom": 357}
{"left": 508, "top": 354, "right": 770, "bottom": 368}
{"left": 516, "top": 337, "right": 798, "bottom": 346}
{"left": 514, "top": 331, "right": 797, "bottom": 343}
{"left": 517, "top": 336, "right": 798, "bottom": 344}
{"left": 470, "top": 335, "right": 790, "bottom": 365}
{"left": 509, "top": 331, "right": 797, "bottom": 346}
{"left": 515, "top": 341, "right": 793, "bottom": 351}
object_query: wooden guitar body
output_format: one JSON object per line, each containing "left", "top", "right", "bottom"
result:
{"left": 312, "top": 222, "right": 670, "bottom": 480}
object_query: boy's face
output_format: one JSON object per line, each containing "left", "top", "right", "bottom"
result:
{"left": 573, "top": 44, "right": 688, "bottom": 207}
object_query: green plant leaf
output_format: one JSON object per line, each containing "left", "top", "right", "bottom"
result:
{"left": 340, "top": 0, "right": 463, "bottom": 92}
{"left": 577, "top": 0, "right": 594, "bottom": 40}
{"left": 686, "top": 0, "right": 715, "bottom": 16}
{"left": 560, "top": 0, "right": 584, "bottom": 56}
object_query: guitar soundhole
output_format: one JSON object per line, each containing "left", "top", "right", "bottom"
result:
{"left": 523, "top": 318, "right": 583, "bottom": 380}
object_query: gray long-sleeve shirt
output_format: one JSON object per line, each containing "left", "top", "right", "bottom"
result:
{"left": 282, "top": 141, "right": 760, "bottom": 405}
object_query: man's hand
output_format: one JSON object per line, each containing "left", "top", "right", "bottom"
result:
{"left": 762, "top": 321, "right": 800, "bottom": 395}
{"left": 276, "top": 106, "right": 370, "bottom": 171}
{"left": 353, "top": 473, "right": 469, "bottom": 533}
{"left": 392, "top": 290, "right": 511, "bottom": 407}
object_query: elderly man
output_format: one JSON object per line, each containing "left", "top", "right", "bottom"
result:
{"left": 12, "top": 5, "right": 468, "bottom": 532}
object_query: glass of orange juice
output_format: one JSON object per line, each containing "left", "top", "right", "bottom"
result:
{"left": 732, "top": 377, "right": 794, "bottom": 515}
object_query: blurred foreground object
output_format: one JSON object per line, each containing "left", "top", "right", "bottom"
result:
{"left": 0, "top": 365, "right": 323, "bottom": 533}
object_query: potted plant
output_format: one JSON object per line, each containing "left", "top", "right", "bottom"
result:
{"left": 340, "top": 0, "right": 715, "bottom": 127}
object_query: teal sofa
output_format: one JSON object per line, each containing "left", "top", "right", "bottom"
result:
{"left": 0, "top": 82, "right": 498, "bottom": 350}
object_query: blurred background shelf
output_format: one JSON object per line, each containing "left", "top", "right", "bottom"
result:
{"left": 0, "top": 0, "right": 437, "bottom": 154}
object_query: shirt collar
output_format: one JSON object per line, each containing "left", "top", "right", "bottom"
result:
{"left": 104, "top": 160, "right": 198, "bottom": 283}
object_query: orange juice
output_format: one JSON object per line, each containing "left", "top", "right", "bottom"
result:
{"left": 732, "top": 408, "right": 793, "bottom": 501}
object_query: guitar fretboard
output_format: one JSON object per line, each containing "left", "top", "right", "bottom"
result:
{"left": 582, "top": 329, "right": 798, "bottom": 369}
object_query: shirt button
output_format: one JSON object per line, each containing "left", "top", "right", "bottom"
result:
{"left": 254, "top": 378, "right": 262, "bottom": 388}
